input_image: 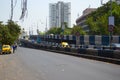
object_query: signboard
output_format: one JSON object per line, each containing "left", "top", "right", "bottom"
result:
{"left": 75, "top": 32, "right": 80, "bottom": 36}
{"left": 108, "top": 16, "right": 114, "bottom": 32}
{"left": 108, "top": 25, "right": 114, "bottom": 32}
{"left": 108, "top": 16, "right": 114, "bottom": 26}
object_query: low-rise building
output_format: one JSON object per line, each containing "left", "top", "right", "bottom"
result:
{"left": 76, "top": 8, "right": 96, "bottom": 32}
{"left": 19, "top": 28, "right": 29, "bottom": 40}
{"left": 115, "top": 0, "right": 120, "bottom": 4}
{"left": 112, "top": 0, "right": 120, "bottom": 4}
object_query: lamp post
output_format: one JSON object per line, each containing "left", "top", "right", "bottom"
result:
{"left": 108, "top": 0, "right": 114, "bottom": 48}
{"left": 110, "top": 0, "right": 112, "bottom": 16}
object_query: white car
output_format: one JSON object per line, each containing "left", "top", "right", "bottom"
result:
{"left": 111, "top": 43, "right": 120, "bottom": 50}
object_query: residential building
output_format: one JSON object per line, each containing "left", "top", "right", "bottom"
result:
{"left": 19, "top": 28, "right": 28, "bottom": 40}
{"left": 76, "top": 8, "right": 96, "bottom": 32}
{"left": 115, "top": 0, "right": 120, "bottom": 4}
{"left": 112, "top": 0, "right": 120, "bottom": 4}
{"left": 49, "top": 1, "right": 71, "bottom": 29}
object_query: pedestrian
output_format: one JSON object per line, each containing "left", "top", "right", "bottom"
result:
{"left": 13, "top": 45, "right": 16, "bottom": 53}
{"left": 15, "top": 44, "right": 17, "bottom": 50}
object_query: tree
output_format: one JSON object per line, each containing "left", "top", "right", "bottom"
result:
{"left": 0, "top": 22, "right": 4, "bottom": 44}
{"left": 71, "top": 25, "right": 86, "bottom": 35}
{"left": 39, "top": 31, "right": 45, "bottom": 35}
{"left": 46, "top": 27, "right": 62, "bottom": 34}
{"left": 1, "top": 26, "right": 13, "bottom": 45}
{"left": 61, "top": 28, "right": 72, "bottom": 35}
{"left": 0, "top": 21, "right": 21, "bottom": 45}
{"left": 7, "top": 20, "right": 21, "bottom": 40}
{"left": 86, "top": 1, "right": 120, "bottom": 35}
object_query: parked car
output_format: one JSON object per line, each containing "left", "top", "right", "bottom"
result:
{"left": 1, "top": 45, "right": 13, "bottom": 54}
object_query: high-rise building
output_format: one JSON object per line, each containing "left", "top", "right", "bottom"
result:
{"left": 49, "top": 1, "right": 71, "bottom": 29}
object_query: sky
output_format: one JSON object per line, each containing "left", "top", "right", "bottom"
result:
{"left": 0, "top": 0, "right": 109, "bottom": 35}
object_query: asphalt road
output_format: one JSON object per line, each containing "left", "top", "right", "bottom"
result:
{"left": 0, "top": 47, "right": 120, "bottom": 80}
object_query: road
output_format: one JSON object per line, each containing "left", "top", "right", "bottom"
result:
{"left": 0, "top": 47, "right": 120, "bottom": 80}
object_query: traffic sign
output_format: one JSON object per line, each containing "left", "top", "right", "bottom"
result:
{"left": 108, "top": 25, "right": 114, "bottom": 32}
{"left": 75, "top": 32, "right": 80, "bottom": 36}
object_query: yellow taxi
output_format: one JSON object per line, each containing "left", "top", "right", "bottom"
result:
{"left": 1, "top": 45, "right": 13, "bottom": 54}
{"left": 61, "top": 42, "right": 70, "bottom": 48}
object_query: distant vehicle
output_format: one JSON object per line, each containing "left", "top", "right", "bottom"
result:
{"left": 111, "top": 43, "right": 120, "bottom": 50}
{"left": 1, "top": 45, "right": 13, "bottom": 54}
{"left": 99, "top": 43, "right": 120, "bottom": 50}
{"left": 60, "top": 42, "right": 70, "bottom": 48}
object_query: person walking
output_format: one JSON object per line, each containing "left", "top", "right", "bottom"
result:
{"left": 13, "top": 45, "right": 16, "bottom": 53}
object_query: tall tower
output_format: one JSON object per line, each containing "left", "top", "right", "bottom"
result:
{"left": 49, "top": 1, "right": 71, "bottom": 29}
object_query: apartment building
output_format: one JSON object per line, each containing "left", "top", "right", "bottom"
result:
{"left": 76, "top": 8, "right": 96, "bottom": 32}
{"left": 49, "top": 1, "right": 71, "bottom": 29}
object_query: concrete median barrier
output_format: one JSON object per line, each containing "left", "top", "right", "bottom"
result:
{"left": 20, "top": 40, "right": 120, "bottom": 65}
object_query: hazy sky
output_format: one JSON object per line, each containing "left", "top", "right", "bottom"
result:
{"left": 0, "top": 0, "right": 109, "bottom": 34}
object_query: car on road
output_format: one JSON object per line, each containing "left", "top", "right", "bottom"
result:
{"left": 111, "top": 43, "right": 120, "bottom": 50}
{"left": 100, "top": 43, "right": 120, "bottom": 50}
{"left": 1, "top": 45, "right": 13, "bottom": 54}
{"left": 60, "top": 42, "right": 70, "bottom": 48}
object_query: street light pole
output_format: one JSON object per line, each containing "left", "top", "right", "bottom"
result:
{"left": 109, "top": 0, "right": 114, "bottom": 48}
{"left": 110, "top": 0, "right": 112, "bottom": 16}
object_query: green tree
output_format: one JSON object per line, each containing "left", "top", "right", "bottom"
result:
{"left": 1, "top": 26, "right": 13, "bottom": 45}
{"left": 39, "top": 31, "right": 45, "bottom": 35}
{"left": 0, "top": 22, "right": 4, "bottom": 44}
{"left": 6, "top": 20, "right": 21, "bottom": 41}
{"left": 0, "top": 20, "right": 21, "bottom": 45}
{"left": 71, "top": 25, "right": 86, "bottom": 35}
{"left": 46, "top": 27, "right": 62, "bottom": 34}
{"left": 86, "top": 2, "right": 120, "bottom": 35}
{"left": 60, "top": 28, "right": 72, "bottom": 35}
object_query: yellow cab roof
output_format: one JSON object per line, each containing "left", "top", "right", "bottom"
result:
{"left": 61, "top": 42, "right": 68, "bottom": 45}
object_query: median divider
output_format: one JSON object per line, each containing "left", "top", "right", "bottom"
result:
{"left": 97, "top": 50, "right": 114, "bottom": 58}
{"left": 113, "top": 50, "right": 120, "bottom": 59}
{"left": 20, "top": 40, "right": 120, "bottom": 65}
{"left": 43, "top": 47, "right": 120, "bottom": 65}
